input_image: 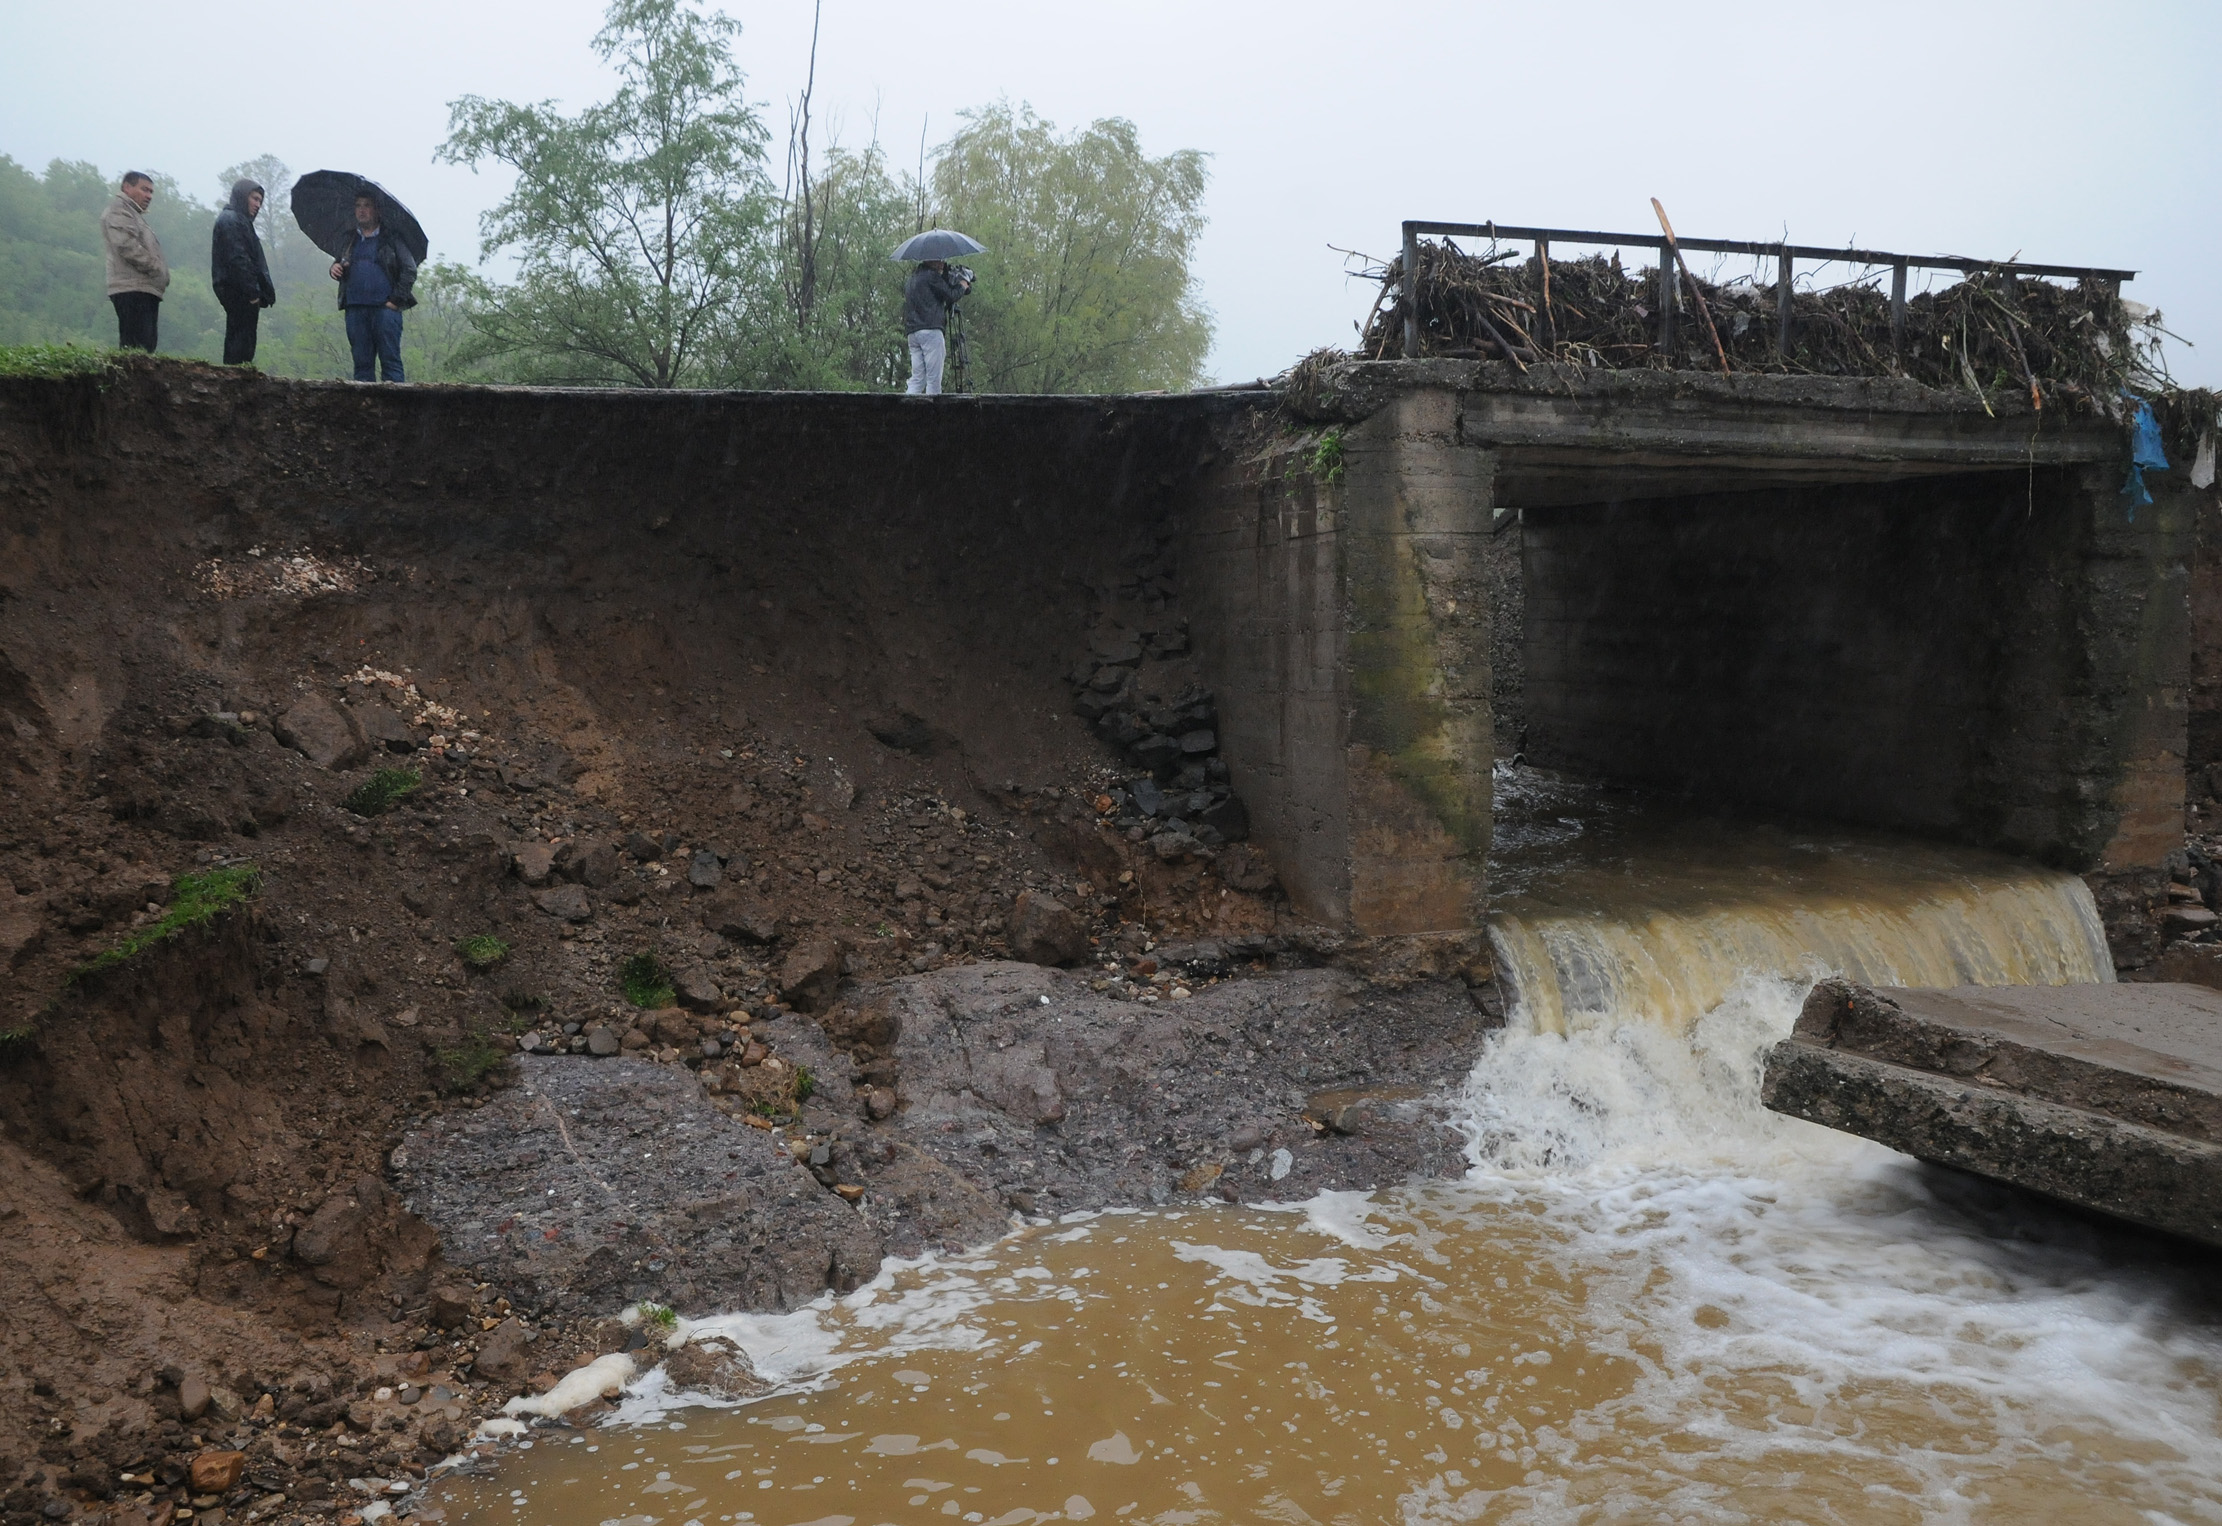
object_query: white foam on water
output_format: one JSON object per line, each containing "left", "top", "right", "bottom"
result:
{"left": 1415, "top": 972, "right": 2222, "bottom": 1520}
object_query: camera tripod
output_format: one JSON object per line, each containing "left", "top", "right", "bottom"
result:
{"left": 947, "top": 301, "right": 973, "bottom": 395}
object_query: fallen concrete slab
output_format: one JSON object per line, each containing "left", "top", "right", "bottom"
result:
{"left": 1762, "top": 978, "right": 2222, "bottom": 1248}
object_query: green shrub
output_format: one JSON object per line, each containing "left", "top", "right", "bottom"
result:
{"left": 455, "top": 934, "right": 511, "bottom": 970}
{"left": 794, "top": 1065, "right": 816, "bottom": 1102}
{"left": 74, "top": 864, "right": 261, "bottom": 981}
{"left": 620, "top": 951, "right": 675, "bottom": 1009}
{"left": 436, "top": 1030, "right": 505, "bottom": 1093}
{"left": 1307, "top": 428, "right": 1346, "bottom": 485}
{"left": 343, "top": 768, "right": 422, "bottom": 817}
{"left": 636, "top": 1301, "right": 678, "bottom": 1331}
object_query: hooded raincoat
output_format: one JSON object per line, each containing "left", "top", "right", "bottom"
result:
{"left": 211, "top": 178, "right": 275, "bottom": 309}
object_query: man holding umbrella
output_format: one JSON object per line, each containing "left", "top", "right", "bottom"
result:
{"left": 894, "top": 229, "right": 984, "bottom": 396}
{"left": 328, "top": 189, "right": 418, "bottom": 383}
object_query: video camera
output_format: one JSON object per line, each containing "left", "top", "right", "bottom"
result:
{"left": 948, "top": 264, "right": 975, "bottom": 292}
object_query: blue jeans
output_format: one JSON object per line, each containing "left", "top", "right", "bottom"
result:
{"left": 345, "top": 305, "right": 405, "bottom": 382}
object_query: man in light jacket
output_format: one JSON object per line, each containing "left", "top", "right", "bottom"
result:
{"left": 902, "top": 260, "right": 971, "bottom": 395}
{"left": 210, "top": 178, "right": 276, "bottom": 365}
{"left": 101, "top": 172, "right": 170, "bottom": 352}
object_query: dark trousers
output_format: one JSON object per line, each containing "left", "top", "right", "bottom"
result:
{"left": 344, "top": 305, "right": 404, "bottom": 383}
{"left": 221, "top": 301, "right": 261, "bottom": 365}
{"left": 111, "top": 292, "right": 159, "bottom": 352}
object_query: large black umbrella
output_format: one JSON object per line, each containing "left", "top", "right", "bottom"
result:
{"left": 890, "top": 229, "right": 985, "bottom": 263}
{"left": 290, "top": 171, "right": 429, "bottom": 263}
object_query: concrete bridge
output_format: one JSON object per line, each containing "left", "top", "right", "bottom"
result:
{"left": 1187, "top": 360, "right": 2205, "bottom": 962}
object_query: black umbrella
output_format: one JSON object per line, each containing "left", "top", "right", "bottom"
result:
{"left": 290, "top": 171, "right": 429, "bottom": 264}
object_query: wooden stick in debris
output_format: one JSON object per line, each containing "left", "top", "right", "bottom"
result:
{"left": 1651, "top": 198, "right": 1733, "bottom": 376}
{"left": 1470, "top": 306, "right": 1529, "bottom": 373}
{"left": 1538, "top": 240, "right": 1558, "bottom": 353}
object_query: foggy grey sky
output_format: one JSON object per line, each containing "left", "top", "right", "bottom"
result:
{"left": 5, "top": 0, "right": 2217, "bottom": 386}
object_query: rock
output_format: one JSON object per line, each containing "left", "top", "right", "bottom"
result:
{"left": 293, "top": 1175, "right": 393, "bottom": 1289}
{"left": 1228, "top": 1122, "right": 1264, "bottom": 1152}
{"left": 779, "top": 937, "right": 844, "bottom": 1013}
{"left": 511, "top": 843, "right": 557, "bottom": 885}
{"left": 688, "top": 850, "right": 723, "bottom": 890}
{"left": 358, "top": 706, "right": 421, "bottom": 754}
{"left": 428, "top": 1284, "right": 476, "bottom": 1330}
{"left": 532, "top": 883, "right": 593, "bottom": 921}
{"left": 578, "top": 842, "right": 622, "bottom": 887}
{"left": 274, "top": 693, "right": 369, "bottom": 771}
{"left": 672, "top": 964, "right": 723, "bottom": 1012}
{"left": 1131, "top": 733, "right": 1183, "bottom": 773}
{"left": 1198, "top": 794, "right": 1250, "bottom": 842}
{"left": 661, "top": 1338, "right": 767, "bottom": 1401}
{"left": 471, "top": 1319, "right": 532, "bottom": 1386}
{"left": 866, "top": 1086, "right": 897, "bottom": 1120}
{"left": 1008, "top": 891, "right": 1089, "bottom": 967}
{"left": 1178, "top": 728, "right": 1217, "bottom": 754}
{"left": 177, "top": 1375, "right": 211, "bottom": 1422}
{"left": 1089, "top": 628, "right": 1143, "bottom": 665}
{"left": 700, "top": 887, "right": 780, "bottom": 944}
{"left": 1216, "top": 843, "right": 1277, "bottom": 893}
{"left": 647, "top": 1009, "right": 696, "bottom": 1046}
{"left": 187, "top": 1453, "right": 246, "bottom": 1494}
{"left": 1128, "top": 779, "right": 1167, "bottom": 818}
{"left": 144, "top": 1187, "right": 198, "bottom": 1239}
{"left": 2165, "top": 904, "right": 2219, "bottom": 934}
{"left": 1149, "top": 828, "right": 1203, "bottom": 862}
{"left": 621, "top": 1027, "right": 653, "bottom": 1051}
{"left": 585, "top": 1026, "right": 621, "bottom": 1057}
{"left": 622, "top": 831, "right": 663, "bottom": 862}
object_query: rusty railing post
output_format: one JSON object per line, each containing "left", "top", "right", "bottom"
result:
{"left": 1401, "top": 221, "right": 1421, "bottom": 359}
{"left": 1776, "top": 247, "right": 1794, "bottom": 361}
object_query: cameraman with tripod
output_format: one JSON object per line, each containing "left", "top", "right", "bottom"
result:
{"left": 902, "top": 259, "right": 972, "bottom": 395}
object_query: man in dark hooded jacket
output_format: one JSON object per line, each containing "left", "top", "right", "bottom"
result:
{"left": 210, "top": 178, "right": 277, "bottom": 365}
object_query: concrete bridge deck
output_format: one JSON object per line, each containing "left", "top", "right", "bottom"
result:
{"left": 1762, "top": 978, "right": 2222, "bottom": 1247}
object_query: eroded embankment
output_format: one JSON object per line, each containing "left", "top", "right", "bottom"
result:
{"left": 0, "top": 362, "right": 1499, "bottom": 1522}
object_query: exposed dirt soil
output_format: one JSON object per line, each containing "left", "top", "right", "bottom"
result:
{"left": 0, "top": 362, "right": 1493, "bottom": 1525}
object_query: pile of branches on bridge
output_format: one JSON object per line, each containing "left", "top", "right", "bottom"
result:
{"left": 1356, "top": 238, "right": 2175, "bottom": 413}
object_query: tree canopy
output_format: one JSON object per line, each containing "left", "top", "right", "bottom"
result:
{"left": 928, "top": 103, "right": 1212, "bottom": 394}
{"left": 439, "top": 0, "right": 776, "bottom": 387}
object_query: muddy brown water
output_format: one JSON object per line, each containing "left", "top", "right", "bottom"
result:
{"left": 429, "top": 777, "right": 2222, "bottom": 1524}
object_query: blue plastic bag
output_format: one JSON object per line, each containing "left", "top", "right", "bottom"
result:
{"left": 2123, "top": 395, "right": 2169, "bottom": 513}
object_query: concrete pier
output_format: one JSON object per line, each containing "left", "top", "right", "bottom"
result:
{"left": 1763, "top": 978, "right": 2222, "bottom": 1246}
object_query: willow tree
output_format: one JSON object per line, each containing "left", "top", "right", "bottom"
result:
{"left": 927, "top": 104, "right": 1212, "bottom": 394}
{"left": 437, "top": 0, "right": 774, "bottom": 387}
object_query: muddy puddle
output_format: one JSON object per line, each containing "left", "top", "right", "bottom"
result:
{"left": 429, "top": 778, "right": 2221, "bottom": 1523}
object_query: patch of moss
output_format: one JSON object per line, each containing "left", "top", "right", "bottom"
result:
{"left": 620, "top": 951, "right": 676, "bottom": 1009}
{"left": 74, "top": 864, "right": 262, "bottom": 982}
{"left": 794, "top": 1065, "right": 817, "bottom": 1102}
{"left": 343, "top": 768, "right": 422, "bottom": 817}
{"left": 455, "top": 934, "right": 511, "bottom": 970}
{"left": 637, "top": 1301, "right": 678, "bottom": 1332}
{"left": 0, "top": 343, "right": 120, "bottom": 380}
